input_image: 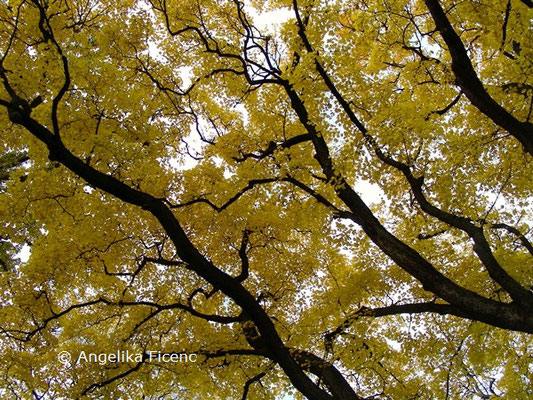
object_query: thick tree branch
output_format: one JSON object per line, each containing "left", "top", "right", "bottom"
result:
{"left": 2, "top": 2, "right": 531, "bottom": 398}
{"left": 290, "top": 0, "right": 532, "bottom": 308}
{"left": 398, "top": 167, "right": 532, "bottom": 305}
{"left": 423, "top": 0, "right": 533, "bottom": 156}
{"left": 241, "top": 320, "right": 361, "bottom": 399}
{"left": 282, "top": 83, "right": 533, "bottom": 333}
{"left": 198, "top": 348, "right": 261, "bottom": 359}
{"left": 325, "top": 302, "right": 470, "bottom": 350}
{"left": 290, "top": 349, "right": 362, "bottom": 400}
{"left": 1, "top": 110, "right": 334, "bottom": 400}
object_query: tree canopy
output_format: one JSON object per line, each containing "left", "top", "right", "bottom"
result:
{"left": 0, "top": 0, "right": 532, "bottom": 398}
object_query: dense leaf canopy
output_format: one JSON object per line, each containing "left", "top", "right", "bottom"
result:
{"left": 0, "top": 0, "right": 532, "bottom": 399}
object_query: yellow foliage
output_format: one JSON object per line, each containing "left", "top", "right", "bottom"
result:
{"left": 0, "top": 0, "right": 531, "bottom": 399}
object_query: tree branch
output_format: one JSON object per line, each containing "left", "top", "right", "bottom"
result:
{"left": 1, "top": 299, "right": 106, "bottom": 341}
{"left": 81, "top": 358, "right": 146, "bottom": 396}
{"left": 241, "top": 319, "right": 361, "bottom": 399}
{"left": 282, "top": 81, "right": 533, "bottom": 333}
{"left": 241, "top": 371, "right": 268, "bottom": 400}
{"left": 290, "top": 349, "right": 362, "bottom": 400}
{"left": 423, "top": 0, "right": 533, "bottom": 156}
{"left": 236, "top": 229, "right": 251, "bottom": 282}
{"left": 168, "top": 178, "right": 279, "bottom": 212}
{"left": 289, "top": 0, "right": 532, "bottom": 310}
{"left": 233, "top": 133, "right": 312, "bottom": 162}
{"left": 112, "top": 298, "right": 245, "bottom": 325}
{"left": 2, "top": 107, "right": 334, "bottom": 400}
{"left": 325, "top": 302, "right": 469, "bottom": 350}
{"left": 491, "top": 223, "right": 533, "bottom": 257}
{"left": 30, "top": 0, "right": 71, "bottom": 137}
